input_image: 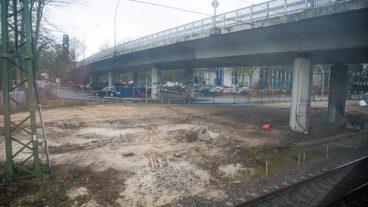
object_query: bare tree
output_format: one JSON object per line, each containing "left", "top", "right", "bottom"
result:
{"left": 99, "top": 39, "right": 112, "bottom": 51}
{"left": 233, "top": 66, "right": 257, "bottom": 87}
{"left": 32, "top": 0, "right": 77, "bottom": 55}
{"left": 244, "top": 67, "right": 257, "bottom": 87}
{"left": 69, "top": 37, "right": 83, "bottom": 63}
{"left": 195, "top": 69, "right": 207, "bottom": 85}
{"left": 118, "top": 36, "right": 134, "bottom": 45}
{"left": 31, "top": 0, "right": 83, "bottom": 84}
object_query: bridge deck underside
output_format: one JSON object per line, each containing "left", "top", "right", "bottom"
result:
{"left": 82, "top": 5, "right": 368, "bottom": 74}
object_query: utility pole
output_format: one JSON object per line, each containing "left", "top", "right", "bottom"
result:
{"left": 1, "top": 0, "right": 42, "bottom": 182}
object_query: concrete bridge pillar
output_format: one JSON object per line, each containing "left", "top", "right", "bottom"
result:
{"left": 289, "top": 57, "right": 312, "bottom": 134}
{"left": 288, "top": 70, "right": 293, "bottom": 90}
{"left": 133, "top": 71, "right": 139, "bottom": 98}
{"left": 184, "top": 68, "right": 194, "bottom": 103}
{"left": 151, "top": 67, "right": 161, "bottom": 100}
{"left": 108, "top": 72, "right": 113, "bottom": 87}
{"left": 328, "top": 63, "right": 348, "bottom": 124}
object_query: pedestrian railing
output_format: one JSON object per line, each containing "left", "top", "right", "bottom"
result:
{"left": 0, "top": 89, "right": 26, "bottom": 110}
{"left": 78, "top": 0, "right": 350, "bottom": 67}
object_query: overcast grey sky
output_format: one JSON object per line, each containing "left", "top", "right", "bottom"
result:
{"left": 47, "top": 0, "right": 265, "bottom": 59}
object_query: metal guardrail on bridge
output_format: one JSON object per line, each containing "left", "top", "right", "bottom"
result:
{"left": 78, "top": 0, "right": 350, "bottom": 67}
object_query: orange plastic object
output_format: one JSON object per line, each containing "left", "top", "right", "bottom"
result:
{"left": 262, "top": 124, "right": 272, "bottom": 130}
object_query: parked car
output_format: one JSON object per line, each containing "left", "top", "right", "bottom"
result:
{"left": 93, "top": 87, "right": 123, "bottom": 97}
{"left": 360, "top": 92, "right": 368, "bottom": 100}
{"left": 237, "top": 87, "right": 251, "bottom": 94}
{"left": 79, "top": 83, "right": 92, "bottom": 90}
{"left": 198, "top": 86, "right": 212, "bottom": 96}
{"left": 210, "top": 86, "right": 226, "bottom": 93}
{"left": 223, "top": 87, "right": 237, "bottom": 94}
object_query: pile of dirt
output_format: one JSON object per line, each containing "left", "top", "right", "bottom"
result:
{"left": 120, "top": 163, "right": 210, "bottom": 206}
{"left": 217, "top": 163, "right": 256, "bottom": 179}
{"left": 181, "top": 125, "right": 213, "bottom": 143}
{"left": 49, "top": 120, "right": 86, "bottom": 129}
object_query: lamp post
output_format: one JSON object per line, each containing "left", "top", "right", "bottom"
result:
{"left": 83, "top": 25, "right": 100, "bottom": 60}
{"left": 114, "top": 0, "right": 124, "bottom": 56}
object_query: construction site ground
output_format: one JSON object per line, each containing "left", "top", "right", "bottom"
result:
{"left": 1, "top": 100, "right": 367, "bottom": 207}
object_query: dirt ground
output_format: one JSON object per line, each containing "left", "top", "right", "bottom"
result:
{"left": 1, "top": 101, "right": 367, "bottom": 206}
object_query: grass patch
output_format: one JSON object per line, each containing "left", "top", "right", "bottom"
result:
{"left": 41, "top": 99, "right": 91, "bottom": 109}
{"left": 0, "top": 166, "right": 129, "bottom": 207}
{"left": 264, "top": 144, "right": 329, "bottom": 174}
{"left": 1, "top": 175, "right": 70, "bottom": 207}
{"left": 230, "top": 144, "right": 337, "bottom": 181}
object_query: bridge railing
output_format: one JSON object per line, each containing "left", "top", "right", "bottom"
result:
{"left": 78, "top": 0, "right": 350, "bottom": 68}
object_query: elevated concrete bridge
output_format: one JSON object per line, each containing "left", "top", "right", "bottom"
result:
{"left": 77, "top": 0, "right": 368, "bottom": 134}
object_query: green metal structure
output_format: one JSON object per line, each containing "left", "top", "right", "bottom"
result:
{"left": 1, "top": 0, "right": 42, "bottom": 181}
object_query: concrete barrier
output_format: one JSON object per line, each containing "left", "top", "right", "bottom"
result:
{"left": 123, "top": 97, "right": 141, "bottom": 103}
{"left": 103, "top": 97, "right": 120, "bottom": 103}
{"left": 167, "top": 98, "right": 186, "bottom": 104}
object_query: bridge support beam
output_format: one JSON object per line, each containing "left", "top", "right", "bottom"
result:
{"left": 133, "top": 71, "right": 139, "bottom": 98}
{"left": 289, "top": 57, "right": 312, "bottom": 134}
{"left": 184, "top": 68, "right": 194, "bottom": 104}
{"left": 328, "top": 63, "right": 348, "bottom": 124}
{"left": 151, "top": 67, "right": 161, "bottom": 100}
{"left": 108, "top": 72, "right": 113, "bottom": 87}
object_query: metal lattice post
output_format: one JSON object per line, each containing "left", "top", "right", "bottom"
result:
{"left": 1, "top": 0, "right": 14, "bottom": 180}
{"left": 1, "top": 0, "right": 42, "bottom": 181}
{"left": 24, "top": 0, "right": 42, "bottom": 177}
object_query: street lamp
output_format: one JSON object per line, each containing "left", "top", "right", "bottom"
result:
{"left": 83, "top": 25, "right": 100, "bottom": 60}
{"left": 212, "top": 0, "right": 219, "bottom": 28}
{"left": 114, "top": 0, "right": 124, "bottom": 56}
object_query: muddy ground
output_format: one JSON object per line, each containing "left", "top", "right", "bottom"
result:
{"left": 0, "top": 101, "right": 367, "bottom": 206}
